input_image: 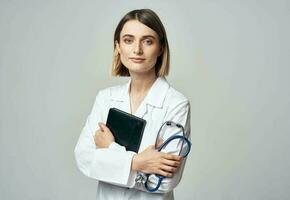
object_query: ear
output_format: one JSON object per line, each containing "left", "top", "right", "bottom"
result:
{"left": 158, "top": 46, "right": 164, "bottom": 56}
{"left": 115, "top": 40, "right": 121, "bottom": 54}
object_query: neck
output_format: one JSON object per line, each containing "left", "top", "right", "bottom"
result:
{"left": 129, "top": 71, "right": 157, "bottom": 95}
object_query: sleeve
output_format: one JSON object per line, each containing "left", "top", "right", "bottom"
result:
{"left": 74, "top": 91, "right": 137, "bottom": 187}
{"left": 136, "top": 99, "right": 191, "bottom": 193}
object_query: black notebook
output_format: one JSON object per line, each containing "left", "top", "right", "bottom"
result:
{"left": 106, "top": 108, "right": 146, "bottom": 153}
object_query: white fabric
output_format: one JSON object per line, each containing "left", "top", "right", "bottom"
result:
{"left": 74, "top": 77, "right": 191, "bottom": 200}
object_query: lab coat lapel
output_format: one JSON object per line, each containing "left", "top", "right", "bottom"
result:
{"left": 127, "top": 83, "right": 148, "bottom": 119}
{"left": 116, "top": 77, "right": 169, "bottom": 119}
{"left": 145, "top": 77, "right": 170, "bottom": 108}
{"left": 135, "top": 77, "right": 169, "bottom": 119}
{"left": 134, "top": 102, "right": 148, "bottom": 119}
{"left": 109, "top": 79, "right": 132, "bottom": 113}
{"left": 123, "top": 81, "right": 132, "bottom": 114}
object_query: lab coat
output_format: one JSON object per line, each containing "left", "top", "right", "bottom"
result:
{"left": 74, "top": 77, "right": 191, "bottom": 200}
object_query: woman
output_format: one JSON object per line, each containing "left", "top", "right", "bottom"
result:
{"left": 74, "top": 9, "right": 191, "bottom": 200}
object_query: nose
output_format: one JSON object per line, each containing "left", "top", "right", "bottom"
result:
{"left": 133, "top": 42, "right": 143, "bottom": 55}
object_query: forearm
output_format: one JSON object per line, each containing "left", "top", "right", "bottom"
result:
{"left": 130, "top": 147, "right": 185, "bottom": 193}
{"left": 74, "top": 123, "right": 137, "bottom": 187}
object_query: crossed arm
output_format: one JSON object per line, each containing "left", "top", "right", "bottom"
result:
{"left": 74, "top": 92, "right": 190, "bottom": 193}
{"left": 95, "top": 122, "right": 183, "bottom": 178}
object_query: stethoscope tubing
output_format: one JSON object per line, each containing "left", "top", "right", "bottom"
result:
{"left": 145, "top": 122, "right": 191, "bottom": 192}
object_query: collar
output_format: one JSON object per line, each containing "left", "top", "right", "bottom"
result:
{"left": 110, "top": 77, "right": 170, "bottom": 108}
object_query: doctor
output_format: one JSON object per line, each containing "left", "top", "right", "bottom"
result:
{"left": 74, "top": 9, "right": 191, "bottom": 200}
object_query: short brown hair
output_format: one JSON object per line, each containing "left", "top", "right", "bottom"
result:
{"left": 112, "top": 9, "right": 170, "bottom": 77}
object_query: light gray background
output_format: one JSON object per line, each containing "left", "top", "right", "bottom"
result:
{"left": 1, "top": 0, "right": 289, "bottom": 199}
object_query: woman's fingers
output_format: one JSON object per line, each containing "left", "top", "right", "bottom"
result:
{"left": 135, "top": 144, "right": 184, "bottom": 176}
{"left": 161, "top": 158, "right": 181, "bottom": 168}
{"left": 161, "top": 152, "right": 182, "bottom": 161}
{"left": 160, "top": 165, "right": 178, "bottom": 173}
{"left": 157, "top": 153, "right": 183, "bottom": 177}
{"left": 156, "top": 139, "right": 164, "bottom": 148}
{"left": 94, "top": 123, "right": 115, "bottom": 148}
{"left": 98, "top": 123, "right": 104, "bottom": 131}
{"left": 98, "top": 122, "right": 111, "bottom": 133}
{"left": 158, "top": 169, "right": 173, "bottom": 177}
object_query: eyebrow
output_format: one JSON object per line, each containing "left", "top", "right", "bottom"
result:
{"left": 122, "top": 34, "right": 156, "bottom": 40}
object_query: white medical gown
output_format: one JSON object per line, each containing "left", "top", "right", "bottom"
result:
{"left": 74, "top": 77, "right": 191, "bottom": 200}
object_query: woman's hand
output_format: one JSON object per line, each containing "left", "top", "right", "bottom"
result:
{"left": 94, "top": 122, "right": 115, "bottom": 148}
{"left": 131, "top": 141, "right": 183, "bottom": 177}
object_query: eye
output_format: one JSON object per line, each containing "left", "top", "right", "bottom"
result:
{"left": 143, "top": 39, "right": 153, "bottom": 45}
{"left": 124, "top": 38, "right": 133, "bottom": 44}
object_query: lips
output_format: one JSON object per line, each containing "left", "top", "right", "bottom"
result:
{"left": 130, "top": 57, "right": 145, "bottom": 63}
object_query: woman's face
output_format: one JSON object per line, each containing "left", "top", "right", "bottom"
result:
{"left": 116, "top": 20, "right": 162, "bottom": 75}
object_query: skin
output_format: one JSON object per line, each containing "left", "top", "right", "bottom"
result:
{"left": 94, "top": 20, "right": 182, "bottom": 178}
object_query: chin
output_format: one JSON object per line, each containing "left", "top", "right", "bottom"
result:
{"left": 126, "top": 63, "right": 147, "bottom": 71}
{"left": 129, "top": 69, "right": 149, "bottom": 74}
{"left": 123, "top": 61, "right": 155, "bottom": 74}
{"left": 129, "top": 67, "right": 156, "bottom": 76}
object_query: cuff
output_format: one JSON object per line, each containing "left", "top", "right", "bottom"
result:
{"left": 109, "top": 142, "right": 126, "bottom": 151}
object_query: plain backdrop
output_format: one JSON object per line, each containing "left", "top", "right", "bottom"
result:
{"left": 1, "top": 0, "right": 290, "bottom": 199}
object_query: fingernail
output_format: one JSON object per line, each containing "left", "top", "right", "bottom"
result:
{"left": 98, "top": 123, "right": 104, "bottom": 130}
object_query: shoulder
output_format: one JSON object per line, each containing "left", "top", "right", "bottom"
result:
{"left": 161, "top": 83, "right": 191, "bottom": 126}
{"left": 95, "top": 82, "right": 128, "bottom": 101}
{"left": 164, "top": 84, "right": 190, "bottom": 108}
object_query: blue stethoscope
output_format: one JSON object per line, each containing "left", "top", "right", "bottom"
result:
{"left": 143, "top": 121, "right": 191, "bottom": 192}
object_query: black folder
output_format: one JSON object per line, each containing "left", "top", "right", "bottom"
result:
{"left": 106, "top": 108, "right": 146, "bottom": 153}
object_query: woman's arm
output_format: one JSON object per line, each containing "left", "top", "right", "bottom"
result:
{"left": 131, "top": 143, "right": 182, "bottom": 177}
{"left": 133, "top": 100, "right": 191, "bottom": 193}
{"left": 74, "top": 91, "right": 137, "bottom": 187}
{"left": 74, "top": 90, "right": 190, "bottom": 192}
